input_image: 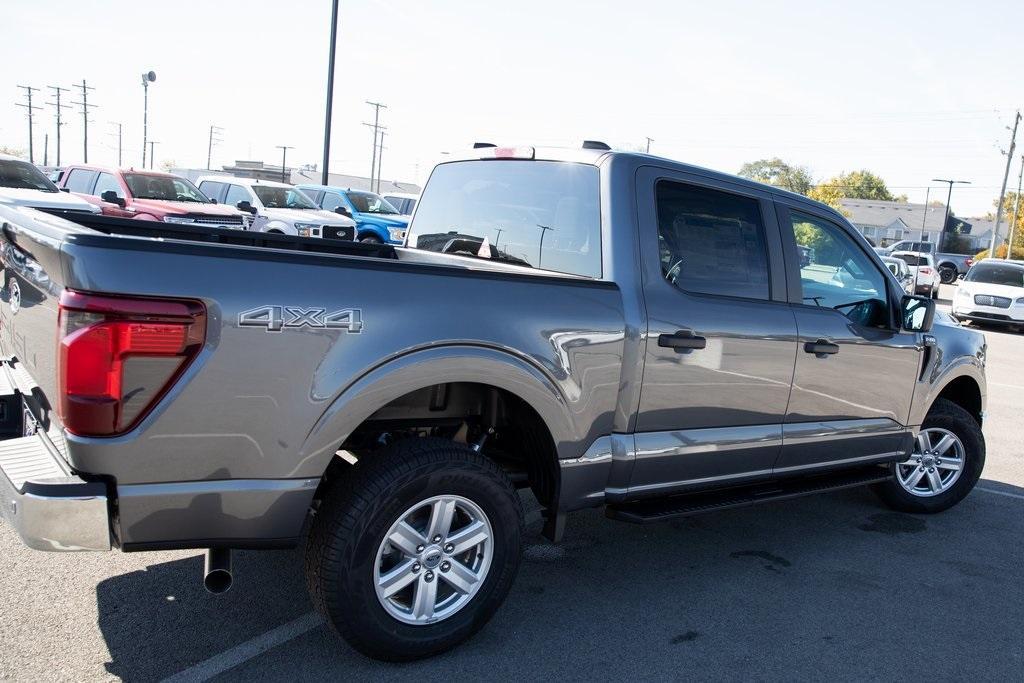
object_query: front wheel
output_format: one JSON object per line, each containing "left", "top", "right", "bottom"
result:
{"left": 872, "top": 398, "right": 984, "bottom": 514}
{"left": 304, "top": 438, "right": 523, "bottom": 661}
{"left": 360, "top": 235, "right": 383, "bottom": 244}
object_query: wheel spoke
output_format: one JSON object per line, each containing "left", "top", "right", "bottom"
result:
{"left": 378, "top": 559, "right": 418, "bottom": 598}
{"left": 411, "top": 576, "right": 437, "bottom": 620}
{"left": 916, "top": 431, "right": 933, "bottom": 454}
{"left": 440, "top": 561, "right": 480, "bottom": 595}
{"left": 936, "top": 457, "right": 962, "bottom": 471}
{"left": 902, "top": 467, "right": 926, "bottom": 490}
{"left": 932, "top": 434, "right": 957, "bottom": 456}
{"left": 388, "top": 521, "right": 426, "bottom": 557}
{"left": 447, "top": 519, "right": 488, "bottom": 555}
{"left": 926, "top": 468, "right": 944, "bottom": 492}
{"left": 426, "top": 498, "right": 457, "bottom": 541}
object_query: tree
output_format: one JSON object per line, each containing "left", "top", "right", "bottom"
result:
{"left": 807, "top": 179, "right": 846, "bottom": 211}
{"left": 824, "top": 170, "right": 896, "bottom": 201}
{"left": 0, "top": 146, "right": 26, "bottom": 158}
{"left": 737, "top": 158, "right": 813, "bottom": 195}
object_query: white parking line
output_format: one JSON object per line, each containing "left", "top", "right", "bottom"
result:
{"left": 160, "top": 612, "right": 325, "bottom": 683}
{"left": 989, "top": 382, "right": 1024, "bottom": 390}
{"left": 977, "top": 486, "right": 1024, "bottom": 501}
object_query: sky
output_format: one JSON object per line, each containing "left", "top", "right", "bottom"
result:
{"left": 2, "top": 0, "right": 1023, "bottom": 217}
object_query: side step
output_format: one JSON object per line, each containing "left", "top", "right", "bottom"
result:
{"left": 606, "top": 466, "right": 892, "bottom": 524}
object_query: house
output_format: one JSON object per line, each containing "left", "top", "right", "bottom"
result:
{"left": 839, "top": 198, "right": 991, "bottom": 251}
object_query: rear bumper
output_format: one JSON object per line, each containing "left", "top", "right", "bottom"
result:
{"left": 0, "top": 431, "right": 112, "bottom": 551}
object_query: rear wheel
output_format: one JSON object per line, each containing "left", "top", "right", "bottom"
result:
{"left": 305, "top": 438, "right": 523, "bottom": 661}
{"left": 939, "top": 266, "right": 957, "bottom": 284}
{"left": 360, "top": 235, "right": 383, "bottom": 244}
{"left": 872, "top": 398, "right": 984, "bottom": 514}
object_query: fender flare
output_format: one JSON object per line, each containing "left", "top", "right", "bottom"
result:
{"left": 263, "top": 220, "right": 291, "bottom": 234}
{"left": 292, "top": 345, "right": 577, "bottom": 479}
{"left": 909, "top": 359, "right": 985, "bottom": 427}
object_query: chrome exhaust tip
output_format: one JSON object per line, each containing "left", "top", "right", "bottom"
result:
{"left": 203, "top": 548, "right": 233, "bottom": 594}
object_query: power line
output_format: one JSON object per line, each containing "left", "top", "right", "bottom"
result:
{"left": 207, "top": 125, "right": 224, "bottom": 170}
{"left": 45, "top": 85, "right": 71, "bottom": 166}
{"left": 15, "top": 85, "right": 41, "bottom": 163}
{"left": 71, "top": 79, "right": 97, "bottom": 163}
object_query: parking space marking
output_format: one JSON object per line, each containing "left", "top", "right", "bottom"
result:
{"left": 977, "top": 486, "right": 1024, "bottom": 501}
{"left": 160, "top": 612, "right": 325, "bottom": 683}
{"left": 989, "top": 381, "right": 1024, "bottom": 390}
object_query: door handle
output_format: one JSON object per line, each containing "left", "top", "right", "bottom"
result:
{"left": 804, "top": 339, "right": 839, "bottom": 355}
{"left": 658, "top": 331, "right": 707, "bottom": 351}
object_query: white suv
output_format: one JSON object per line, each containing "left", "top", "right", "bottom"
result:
{"left": 890, "top": 250, "right": 940, "bottom": 298}
{"left": 196, "top": 176, "right": 356, "bottom": 240}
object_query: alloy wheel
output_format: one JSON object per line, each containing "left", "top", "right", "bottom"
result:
{"left": 896, "top": 427, "right": 965, "bottom": 497}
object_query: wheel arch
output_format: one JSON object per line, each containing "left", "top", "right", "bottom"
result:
{"left": 934, "top": 375, "right": 983, "bottom": 425}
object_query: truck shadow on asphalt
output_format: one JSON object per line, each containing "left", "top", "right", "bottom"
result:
{"left": 95, "top": 480, "right": 1024, "bottom": 681}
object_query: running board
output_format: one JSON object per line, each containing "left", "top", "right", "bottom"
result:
{"left": 606, "top": 466, "right": 892, "bottom": 524}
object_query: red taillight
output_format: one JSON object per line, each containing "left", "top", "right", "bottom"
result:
{"left": 479, "top": 146, "right": 536, "bottom": 160}
{"left": 920, "top": 267, "right": 933, "bottom": 275}
{"left": 966, "top": 258, "right": 974, "bottom": 267}
{"left": 57, "top": 290, "right": 206, "bottom": 436}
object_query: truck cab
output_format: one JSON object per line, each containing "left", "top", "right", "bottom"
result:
{"left": 196, "top": 176, "right": 356, "bottom": 240}
{"left": 0, "top": 154, "right": 99, "bottom": 215}
{"left": 297, "top": 184, "right": 408, "bottom": 244}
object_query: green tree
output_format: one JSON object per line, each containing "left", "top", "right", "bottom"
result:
{"left": 737, "top": 158, "right": 813, "bottom": 195}
{"left": 807, "top": 180, "right": 846, "bottom": 211}
{"left": 825, "top": 170, "right": 895, "bottom": 201}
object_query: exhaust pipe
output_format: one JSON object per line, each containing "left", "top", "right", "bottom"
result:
{"left": 203, "top": 548, "right": 233, "bottom": 594}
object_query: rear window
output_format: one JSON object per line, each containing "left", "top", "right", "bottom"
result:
{"left": 408, "top": 160, "right": 601, "bottom": 278}
{"left": 965, "top": 263, "right": 1024, "bottom": 287}
{"left": 895, "top": 254, "right": 929, "bottom": 267}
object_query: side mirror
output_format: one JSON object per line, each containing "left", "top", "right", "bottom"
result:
{"left": 334, "top": 206, "right": 352, "bottom": 217}
{"left": 236, "top": 200, "right": 257, "bottom": 214}
{"left": 209, "top": 198, "right": 218, "bottom": 204}
{"left": 100, "top": 190, "right": 126, "bottom": 208}
{"left": 59, "top": 187, "right": 70, "bottom": 193}
{"left": 901, "top": 295, "right": 935, "bottom": 332}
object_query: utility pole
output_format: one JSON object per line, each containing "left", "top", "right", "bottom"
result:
{"left": 536, "top": 224, "right": 555, "bottom": 267}
{"left": 930, "top": 178, "right": 970, "bottom": 251}
{"left": 645, "top": 137, "right": 654, "bottom": 153}
{"left": 72, "top": 79, "right": 96, "bottom": 163}
{"left": 148, "top": 141, "right": 158, "bottom": 169}
{"left": 990, "top": 110, "right": 1021, "bottom": 259}
{"left": 364, "top": 101, "right": 387, "bottom": 187}
{"left": 43, "top": 134, "right": 49, "bottom": 166}
{"left": 16, "top": 85, "right": 41, "bottom": 163}
{"left": 375, "top": 130, "right": 387, "bottom": 193}
{"left": 1008, "top": 155, "right": 1024, "bottom": 258}
{"left": 45, "top": 85, "right": 71, "bottom": 166}
{"left": 207, "top": 125, "right": 224, "bottom": 170}
{"left": 141, "top": 71, "right": 156, "bottom": 168}
{"left": 275, "top": 145, "right": 294, "bottom": 183}
{"left": 109, "top": 122, "right": 123, "bottom": 166}
{"left": 321, "top": 0, "right": 339, "bottom": 185}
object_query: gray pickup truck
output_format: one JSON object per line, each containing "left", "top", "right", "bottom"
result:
{"left": 0, "top": 145, "right": 988, "bottom": 661}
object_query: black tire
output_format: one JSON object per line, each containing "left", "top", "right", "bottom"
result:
{"left": 360, "top": 235, "right": 383, "bottom": 244}
{"left": 872, "top": 398, "right": 984, "bottom": 514}
{"left": 931, "top": 285, "right": 939, "bottom": 299}
{"left": 939, "top": 266, "right": 957, "bottom": 285}
{"left": 304, "top": 438, "right": 523, "bottom": 661}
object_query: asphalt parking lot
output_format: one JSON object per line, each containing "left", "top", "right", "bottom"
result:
{"left": 1, "top": 283, "right": 1022, "bottom": 682}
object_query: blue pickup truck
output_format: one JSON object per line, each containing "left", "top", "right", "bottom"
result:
{"left": 297, "top": 185, "right": 408, "bottom": 244}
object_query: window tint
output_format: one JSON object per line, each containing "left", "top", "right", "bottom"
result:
{"left": 787, "top": 211, "right": 888, "bottom": 326}
{"left": 65, "top": 168, "right": 98, "bottom": 194}
{"left": 224, "top": 184, "right": 251, "bottom": 207}
{"left": 655, "top": 181, "right": 769, "bottom": 300}
{"left": 965, "top": 263, "right": 1024, "bottom": 287}
{"left": 408, "top": 160, "right": 601, "bottom": 277}
{"left": 199, "top": 181, "right": 224, "bottom": 202}
{"left": 93, "top": 172, "right": 123, "bottom": 199}
{"left": 320, "top": 192, "right": 345, "bottom": 212}
{"left": 0, "top": 160, "right": 59, "bottom": 191}
{"left": 895, "top": 254, "right": 930, "bottom": 267}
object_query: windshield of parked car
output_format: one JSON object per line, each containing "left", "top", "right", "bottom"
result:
{"left": 252, "top": 185, "right": 317, "bottom": 209}
{"left": 0, "top": 159, "right": 59, "bottom": 192}
{"left": 124, "top": 173, "right": 209, "bottom": 202}
{"left": 408, "top": 160, "right": 602, "bottom": 278}
{"left": 345, "top": 190, "right": 400, "bottom": 214}
{"left": 965, "top": 263, "right": 1024, "bottom": 287}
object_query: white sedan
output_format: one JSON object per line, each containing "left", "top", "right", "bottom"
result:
{"left": 952, "top": 260, "right": 1024, "bottom": 328}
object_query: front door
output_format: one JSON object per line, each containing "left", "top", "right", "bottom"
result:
{"left": 631, "top": 169, "right": 798, "bottom": 498}
{"left": 774, "top": 202, "right": 921, "bottom": 473}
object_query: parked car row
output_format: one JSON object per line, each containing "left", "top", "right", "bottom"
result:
{"left": 876, "top": 240, "right": 974, "bottom": 284}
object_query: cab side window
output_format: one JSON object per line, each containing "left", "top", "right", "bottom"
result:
{"left": 199, "top": 181, "right": 224, "bottom": 202}
{"left": 93, "top": 172, "right": 123, "bottom": 199}
{"left": 655, "top": 181, "right": 770, "bottom": 300}
{"left": 224, "top": 184, "right": 251, "bottom": 207}
{"left": 321, "top": 192, "right": 345, "bottom": 212}
{"left": 64, "top": 168, "right": 98, "bottom": 194}
{"left": 786, "top": 211, "right": 888, "bottom": 327}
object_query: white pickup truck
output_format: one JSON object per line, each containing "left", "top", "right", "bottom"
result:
{"left": 0, "top": 154, "right": 99, "bottom": 215}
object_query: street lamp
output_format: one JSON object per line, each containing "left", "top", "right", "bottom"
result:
{"left": 931, "top": 178, "right": 970, "bottom": 253}
{"left": 141, "top": 70, "right": 156, "bottom": 167}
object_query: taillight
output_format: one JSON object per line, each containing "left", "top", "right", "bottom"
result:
{"left": 965, "top": 258, "right": 974, "bottom": 267}
{"left": 920, "top": 267, "right": 933, "bottom": 275}
{"left": 57, "top": 290, "right": 206, "bottom": 436}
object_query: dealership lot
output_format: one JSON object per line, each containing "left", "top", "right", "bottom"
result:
{"left": 1, "top": 284, "right": 1021, "bottom": 682}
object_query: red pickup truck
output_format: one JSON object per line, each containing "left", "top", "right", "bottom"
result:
{"left": 58, "top": 165, "right": 248, "bottom": 229}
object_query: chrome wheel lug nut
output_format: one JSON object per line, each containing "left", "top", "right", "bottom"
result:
{"left": 440, "top": 561, "right": 451, "bottom": 572}
{"left": 432, "top": 535, "right": 442, "bottom": 543}
{"left": 443, "top": 543, "right": 454, "bottom": 553}
{"left": 416, "top": 544, "right": 425, "bottom": 553}
{"left": 425, "top": 571, "right": 434, "bottom": 582}
{"left": 412, "top": 562, "right": 421, "bottom": 573}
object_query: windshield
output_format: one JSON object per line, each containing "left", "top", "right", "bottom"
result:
{"left": 965, "top": 263, "right": 1024, "bottom": 287}
{"left": 252, "top": 185, "right": 317, "bottom": 209}
{"left": 124, "top": 173, "right": 210, "bottom": 202}
{"left": 346, "top": 190, "right": 400, "bottom": 214}
{"left": 0, "top": 159, "right": 59, "bottom": 192}
{"left": 408, "top": 160, "right": 602, "bottom": 278}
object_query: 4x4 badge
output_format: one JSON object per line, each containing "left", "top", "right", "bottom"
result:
{"left": 239, "top": 305, "right": 363, "bottom": 333}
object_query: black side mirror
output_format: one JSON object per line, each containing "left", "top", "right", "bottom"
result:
{"left": 100, "top": 190, "right": 126, "bottom": 208}
{"left": 901, "top": 295, "right": 935, "bottom": 332}
{"left": 236, "top": 200, "right": 257, "bottom": 214}
{"left": 334, "top": 206, "right": 352, "bottom": 217}
{"left": 59, "top": 187, "right": 70, "bottom": 193}
{"left": 209, "top": 198, "right": 218, "bottom": 204}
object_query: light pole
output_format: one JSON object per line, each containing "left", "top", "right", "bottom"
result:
{"left": 141, "top": 70, "right": 156, "bottom": 167}
{"left": 276, "top": 145, "right": 294, "bottom": 183}
{"left": 321, "top": 0, "right": 339, "bottom": 185}
{"left": 930, "top": 178, "right": 970, "bottom": 252}
{"left": 536, "top": 224, "right": 555, "bottom": 268}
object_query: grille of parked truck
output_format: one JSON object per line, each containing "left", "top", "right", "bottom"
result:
{"left": 0, "top": 144, "right": 987, "bottom": 661}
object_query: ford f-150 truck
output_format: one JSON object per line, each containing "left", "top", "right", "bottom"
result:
{"left": 0, "top": 145, "right": 987, "bottom": 662}
{"left": 297, "top": 184, "right": 409, "bottom": 244}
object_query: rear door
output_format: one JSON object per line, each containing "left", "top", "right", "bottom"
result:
{"left": 631, "top": 168, "right": 797, "bottom": 497}
{"left": 774, "top": 201, "right": 920, "bottom": 474}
